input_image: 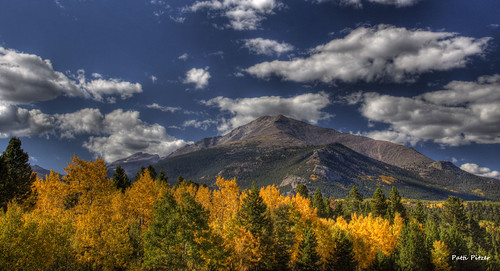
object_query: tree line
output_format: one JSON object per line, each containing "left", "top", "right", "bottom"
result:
{"left": 0, "top": 137, "right": 499, "bottom": 270}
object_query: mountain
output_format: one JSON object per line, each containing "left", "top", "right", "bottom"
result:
{"left": 157, "top": 115, "right": 499, "bottom": 200}
{"left": 31, "top": 165, "right": 51, "bottom": 178}
{"left": 108, "top": 152, "right": 161, "bottom": 177}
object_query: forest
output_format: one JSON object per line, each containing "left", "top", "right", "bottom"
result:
{"left": 0, "top": 137, "right": 499, "bottom": 270}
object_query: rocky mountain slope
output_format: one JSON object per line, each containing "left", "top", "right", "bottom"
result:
{"left": 158, "top": 115, "right": 499, "bottom": 200}
{"left": 107, "top": 152, "right": 161, "bottom": 177}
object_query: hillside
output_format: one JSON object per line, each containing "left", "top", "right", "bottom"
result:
{"left": 155, "top": 115, "right": 499, "bottom": 200}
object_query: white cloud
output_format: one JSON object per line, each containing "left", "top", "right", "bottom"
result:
{"left": 178, "top": 53, "right": 189, "bottom": 60}
{"left": 81, "top": 109, "right": 190, "bottom": 162}
{"left": 146, "top": 103, "right": 182, "bottom": 113}
{"left": 182, "top": 119, "right": 218, "bottom": 130}
{"left": 0, "top": 47, "right": 142, "bottom": 105}
{"left": 242, "top": 38, "right": 294, "bottom": 56}
{"left": 55, "top": 108, "right": 105, "bottom": 138}
{"left": 183, "top": 67, "right": 211, "bottom": 89}
{"left": 0, "top": 104, "right": 55, "bottom": 138}
{"left": 358, "top": 75, "right": 500, "bottom": 146}
{"left": 189, "top": 0, "right": 283, "bottom": 30}
{"left": 202, "top": 91, "right": 332, "bottom": 133}
{"left": 150, "top": 75, "right": 158, "bottom": 83}
{"left": 246, "top": 25, "right": 490, "bottom": 83}
{"left": 460, "top": 163, "right": 500, "bottom": 179}
{"left": 313, "top": 0, "right": 419, "bottom": 8}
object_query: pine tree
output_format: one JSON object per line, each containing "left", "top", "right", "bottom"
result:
{"left": 0, "top": 137, "right": 35, "bottom": 210}
{"left": 371, "top": 188, "right": 388, "bottom": 218}
{"left": 442, "top": 196, "right": 467, "bottom": 232}
{"left": 238, "top": 182, "right": 274, "bottom": 269}
{"left": 397, "top": 220, "right": 432, "bottom": 271}
{"left": 312, "top": 189, "right": 328, "bottom": 218}
{"left": 324, "top": 229, "right": 356, "bottom": 271}
{"left": 411, "top": 200, "right": 427, "bottom": 224}
{"left": 345, "top": 186, "right": 363, "bottom": 216}
{"left": 146, "top": 165, "right": 157, "bottom": 180}
{"left": 157, "top": 170, "right": 168, "bottom": 182}
{"left": 441, "top": 223, "right": 471, "bottom": 271}
{"left": 272, "top": 204, "right": 295, "bottom": 270}
{"left": 388, "top": 187, "right": 406, "bottom": 220}
{"left": 134, "top": 166, "right": 146, "bottom": 182}
{"left": 296, "top": 227, "right": 321, "bottom": 271}
{"left": 112, "top": 166, "right": 131, "bottom": 192}
{"left": 296, "top": 183, "right": 309, "bottom": 198}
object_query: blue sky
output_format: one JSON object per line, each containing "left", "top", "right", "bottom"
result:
{"left": 0, "top": 0, "right": 499, "bottom": 178}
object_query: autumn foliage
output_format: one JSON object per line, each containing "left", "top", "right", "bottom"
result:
{"left": 0, "top": 156, "right": 498, "bottom": 270}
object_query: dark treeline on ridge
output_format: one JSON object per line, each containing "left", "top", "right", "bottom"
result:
{"left": 0, "top": 137, "right": 499, "bottom": 270}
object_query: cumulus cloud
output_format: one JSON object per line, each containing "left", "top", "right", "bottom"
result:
{"left": 146, "top": 103, "right": 182, "bottom": 113}
{"left": 358, "top": 75, "right": 500, "bottom": 146}
{"left": 0, "top": 104, "right": 55, "bottom": 138}
{"left": 189, "top": 0, "right": 282, "bottom": 30}
{"left": 0, "top": 47, "right": 142, "bottom": 105}
{"left": 81, "top": 109, "right": 189, "bottom": 162}
{"left": 183, "top": 67, "right": 211, "bottom": 89}
{"left": 460, "top": 163, "right": 500, "bottom": 179}
{"left": 313, "top": 0, "right": 419, "bottom": 8}
{"left": 246, "top": 25, "right": 490, "bottom": 83}
{"left": 242, "top": 38, "right": 294, "bottom": 56}
{"left": 202, "top": 91, "right": 332, "bottom": 133}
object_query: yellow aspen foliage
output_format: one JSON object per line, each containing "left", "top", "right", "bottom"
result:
{"left": 172, "top": 183, "right": 198, "bottom": 203}
{"left": 210, "top": 177, "right": 241, "bottom": 236}
{"left": 230, "top": 225, "right": 264, "bottom": 269}
{"left": 259, "top": 184, "right": 289, "bottom": 212}
{"left": 32, "top": 170, "right": 71, "bottom": 220}
{"left": 432, "top": 240, "right": 452, "bottom": 271}
{"left": 315, "top": 218, "right": 339, "bottom": 265}
{"left": 63, "top": 155, "right": 114, "bottom": 211}
{"left": 0, "top": 203, "right": 74, "bottom": 270}
{"left": 124, "top": 169, "right": 167, "bottom": 229}
{"left": 195, "top": 185, "right": 212, "bottom": 211}
{"left": 72, "top": 192, "right": 133, "bottom": 270}
{"left": 335, "top": 213, "right": 402, "bottom": 269}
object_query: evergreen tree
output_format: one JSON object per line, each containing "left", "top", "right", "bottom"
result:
{"left": 143, "top": 190, "right": 220, "bottom": 270}
{"left": 296, "top": 184, "right": 309, "bottom": 198}
{"left": 373, "top": 250, "right": 395, "bottom": 271}
{"left": 296, "top": 227, "right": 320, "bottom": 271}
{"left": 345, "top": 186, "right": 363, "bottom": 216}
{"left": 312, "top": 189, "right": 328, "bottom": 218}
{"left": 442, "top": 196, "right": 467, "bottom": 232}
{"left": 112, "top": 166, "right": 131, "bottom": 192}
{"left": 157, "top": 170, "right": 168, "bottom": 182}
{"left": 441, "top": 223, "right": 471, "bottom": 271}
{"left": 411, "top": 200, "right": 427, "bottom": 224}
{"left": 238, "top": 182, "right": 274, "bottom": 269}
{"left": 272, "top": 204, "right": 295, "bottom": 270}
{"left": 0, "top": 137, "right": 35, "bottom": 210}
{"left": 371, "top": 188, "right": 388, "bottom": 218}
{"left": 388, "top": 187, "right": 406, "bottom": 220}
{"left": 146, "top": 165, "right": 157, "bottom": 180}
{"left": 134, "top": 166, "right": 146, "bottom": 182}
{"left": 324, "top": 229, "right": 356, "bottom": 271}
{"left": 397, "top": 220, "right": 432, "bottom": 271}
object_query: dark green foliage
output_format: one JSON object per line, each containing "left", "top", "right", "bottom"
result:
{"left": 397, "top": 220, "right": 432, "bottom": 271}
{"left": 272, "top": 204, "right": 295, "bottom": 270}
{"left": 112, "top": 166, "right": 131, "bottom": 192}
{"left": 373, "top": 250, "right": 395, "bottom": 271}
{"left": 0, "top": 137, "right": 36, "bottom": 210}
{"left": 312, "top": 189, "right": 330, "bottom": 218}
{"left": 371, "top": 188, "right": 388, "bottom": 218}
{"left": 296, "top": 184, "right": 309, "bottom": 198}
{"left": 63, "top": 192, "right": 80, "bottom": 210}
{"left": 441, "top": 223, "right": 471, "bottom": 271}
{"left": 296, "top": 227, "right": 320, "bottom": 271}
{"left": 345, "top": 186, "right": 363, "bottom": 216}
{"left": 411, "top": 200, "right": 427, "bottom": 224}
{"left": 238, "top": 182, "right": 274, "bottom": 269}
{"left": 442, "top": 196, "right": 467, "bottom": 231}
{"left": 157, "top": 170, "right": 168, "bottom": 182}
{"left": 143, "top": 190, "right": 222, "bottom": 270}
{"left": 134, "top": 166, "right": 146, "bottom": 182}
{"left": 388, "top": 187, "right": 406, "bottom": 220}
{"left": 323, "top": 229, "right": 356, "bottom": 271}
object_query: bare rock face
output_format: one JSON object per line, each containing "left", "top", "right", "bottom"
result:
{"left": 108, "top": 152, "right": 161, "bottom": 177}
